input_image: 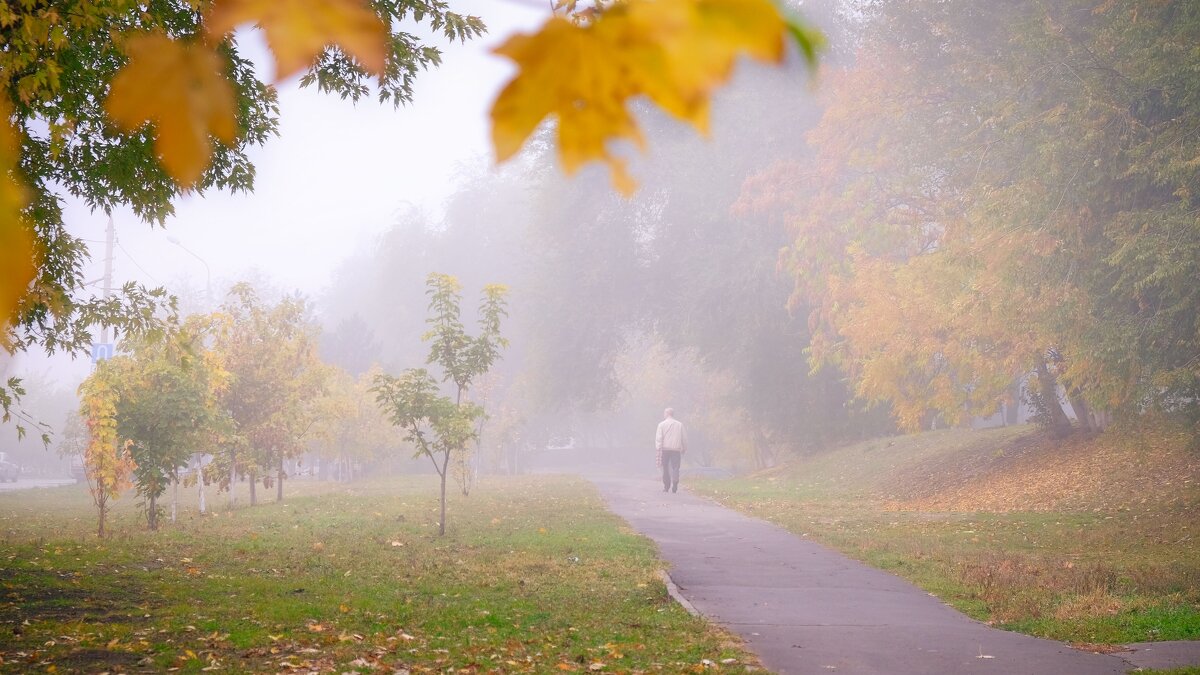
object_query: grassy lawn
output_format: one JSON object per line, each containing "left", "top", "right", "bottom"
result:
{"left": 0, "top": 475, "right": 757, "bottom": 673}
{"left": 692, "top": 425, "right": 1200, "bottom": 646}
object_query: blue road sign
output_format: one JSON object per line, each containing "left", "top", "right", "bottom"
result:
{"left": 91, "top": 343, "right": 114, "bottom": 363}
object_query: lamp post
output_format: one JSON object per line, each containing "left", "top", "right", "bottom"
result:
{"left": 167, "top": 235, "right": 212, "bottom": 515}
{"left": 166, "top": 235, "right": 212, "bottom": 305}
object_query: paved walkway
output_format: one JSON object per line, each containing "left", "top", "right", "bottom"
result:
{"left": 591, "top": 477, "right": 1200, "bottom": 675}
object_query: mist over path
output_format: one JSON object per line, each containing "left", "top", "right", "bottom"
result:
{"left": 589, "top": 476, "right": 1184, "bottom": 675}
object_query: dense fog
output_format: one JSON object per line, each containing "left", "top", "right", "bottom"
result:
{"left": 4, "top": 0, "right": 1197, "bottom": 486}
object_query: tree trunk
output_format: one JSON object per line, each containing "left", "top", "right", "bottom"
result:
{"left": 1067, "top": 388, "right": 1094, "bottom": 432}
{"left": 249, "top": 469, "right": 257, "bottom": 506}
{"left": 438, "top": 453, "right": 449, "bottom": 536}
{"left": 277, "top": 456, "right": 284, "bottom": 502}
{"left": 97, "top": 498, "right": 107, "bottom": 538}
{"left": 148, "top": 491, "right": 158, "bottom": 531}
{"left": 171, "top": 470, "right": 178, "bottom": 524}
{"left": 197, "top": 453, "right": 207, "bottom": 515}
{"left": 228, "top": 447, "right": 237, "bottom": 508}
{"left": 1005, "top": 380, "right": 1021, "bottom": 426}
{"left": 752, "top": 427, "right": 774, "bottom": 470}
{"left": 1035, "top": 359, "right": 1072, "bottom": 437}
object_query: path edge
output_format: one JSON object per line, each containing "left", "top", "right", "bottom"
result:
{"left": 660, "top": 569, "right": 701, "bottom": 617}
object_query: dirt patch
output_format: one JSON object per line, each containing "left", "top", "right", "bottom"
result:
{"left": 57, "top": 648, "right": 146, "bottom": 672}
{"left": 0, "top": 568, "right": 148, "bottom": 626}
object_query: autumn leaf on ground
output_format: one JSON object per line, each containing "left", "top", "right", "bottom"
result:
{"left": 0, "top": 104, "right": 33, "bottom": 332}
{"left": 106, "top": 34, "right": 237, "bottom": 186}
{"left": 206, "top": 0, "right": 387, "bottom": 80}
{"left": 491, "top": 0, "right": 820, "bottom": 195}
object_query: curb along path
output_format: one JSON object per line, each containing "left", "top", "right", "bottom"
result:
{"left": 590, "top": 477, "right": 1196, "bottom": 675}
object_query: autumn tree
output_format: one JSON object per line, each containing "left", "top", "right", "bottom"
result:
{"left": 773, "top": 0, "right": 1200, "bottom": 435}
{"left": 374, "top": 274, "right": 507, "bottom": 535}
{"left": 311, "top": 365, "right": 395, "bottom": 481}
{"left": 102, "top": 316, "right": 229, "bottom": 529}
{"left": 212, "top": 284, "right": 327, "bottom": 505}
{"left": 423, "top": 273, "right": 508, "bottom": 494}
{"left": 78, "top": 365, "right": 135, "bottom": 538}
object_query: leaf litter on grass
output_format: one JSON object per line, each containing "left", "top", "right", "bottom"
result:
{"left": 0, "top": 474, "right": 760, "bottom": 673}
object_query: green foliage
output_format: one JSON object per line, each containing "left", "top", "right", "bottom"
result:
{"left": 102, "top": 316, "right": 230, "bottom": 529}
{"left": 1, "top": 0, "right": 484, "bottom": 440}
{"left": 423, "top": 273, "right": 509, "bottom": 402}
{"left": 374, "top": 273, "right": 507, "bottom": 534}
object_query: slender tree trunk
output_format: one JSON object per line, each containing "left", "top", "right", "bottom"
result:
{"left": 149, "top": 491, "right": 158, "bottom": 531}
{"left": 1005, "top": 380, "right": 1021, "bottom": 426}
{"left": 1035, "top": 359, "right": 1072, "bottom": 437}
{"left": 438, "top": 452, "right": 449, "bottom": 536}
{"left": 277, "top": 456, "right": 284, "bottom": 502}
{"left": 197, "top": 453, "right": 207, "bottom": 515}
{"left": 1067, "top": 388, "right": 1094, "bottom": 432}
{"left": 228, "top": 447, "right": 237, "bottom": 508}
{"left": 249, "top": 469, "right": 257, "bottom": 506}
{"left": 752, "top": 427, "right": 774, "bottom": 470}
{"left": 171, "top": 470, "right": 178, "bottom": 524}
{"left": 97, "top": 498, "right": 107, "bottom": 538}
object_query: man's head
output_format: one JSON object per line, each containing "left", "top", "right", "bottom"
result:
{"left": 663, "top": 407, "right": 674, "bottom": 419}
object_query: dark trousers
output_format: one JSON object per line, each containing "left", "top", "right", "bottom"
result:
{"left": 661, "top": 450, "right": 682, "bottom": 491}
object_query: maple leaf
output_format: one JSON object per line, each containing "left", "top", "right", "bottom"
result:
{"left": 0, "top": 106, "right": 33, "bottom": 331}
{"left": 206, "top": 0, "right": 388, "bottom": 81}
{"left": 490, "top": 0, "right": 818, "bottom": 195}
{"left": 106, "top": 34, "right": 238, "bottom": 186}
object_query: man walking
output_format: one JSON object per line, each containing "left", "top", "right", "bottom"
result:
{"left": 655, "top": 408, "right": 687, "bottom": 493}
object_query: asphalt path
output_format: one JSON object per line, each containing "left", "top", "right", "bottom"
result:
{"left": 591, "top": 476, "right": 1200, "bottom": 675}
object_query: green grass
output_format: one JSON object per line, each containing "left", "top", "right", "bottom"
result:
{"left": 0, "top": 475, "right": 757, "bottom": 673}
{"left": 692, "top": 426, "right": 1200, "bottom": 646}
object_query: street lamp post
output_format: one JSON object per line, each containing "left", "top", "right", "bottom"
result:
{"left": 166, "top": 235, "right": 212, "bottom": 305}
{"left": 167, "top": 235, "right": 212, "bottom": 515}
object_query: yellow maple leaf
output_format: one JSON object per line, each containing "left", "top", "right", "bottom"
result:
{"left": 206, "top": 0, "right": 388, "bottom": 81}
{"left": 106, "top": 34, "right": 237, "bottom": 186}
{"left": 0, "top": 103, "right": 34, "bottom": 333}
{"left": 491, "top": 0, "right": 812, "bottom": 195}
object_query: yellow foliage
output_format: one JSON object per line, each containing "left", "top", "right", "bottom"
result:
{"left": 205, "top": 0, "right": 388, "bottom": 80}
{"left": 491, "top": 0, "right": 803, "bottom": 194}
{"left": 105, "top": 33, "right": 238, "bottom": 186}
{"left": 0, "top": 101, "right": 33, "bottom": 333}
{"left": 79, "top": 370, "right": 136, "bottom": 499}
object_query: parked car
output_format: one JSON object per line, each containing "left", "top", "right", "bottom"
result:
{"left": 0, "top": 452, "right": 20, "bottom": 482}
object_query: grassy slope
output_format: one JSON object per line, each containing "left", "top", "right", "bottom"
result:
{"left": 0, "top": 475, "right": 758, "bottom": 673}
{"left": 692, "top": 424, "right": 1200, "bottom": 645}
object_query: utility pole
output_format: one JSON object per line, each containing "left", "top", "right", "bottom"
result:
{"left": 101, "top": 216, "right": 115, "bottom": 340}
{"left": 90, "top": 216, "right": 117, "bottom": 365}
